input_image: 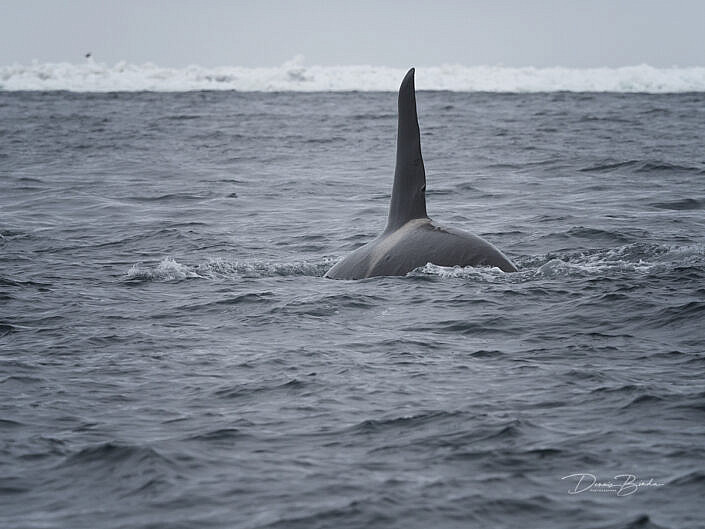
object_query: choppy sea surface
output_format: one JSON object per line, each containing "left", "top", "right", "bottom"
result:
{"left": 3, "top": 59, "right": 705, "bottom": 92}
{"left": 1, "top": 88, "right": 705, "bottom": 529}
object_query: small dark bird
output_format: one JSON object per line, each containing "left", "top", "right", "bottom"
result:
{"left": 85, "top": 52, "right": 92, "bottom": 59}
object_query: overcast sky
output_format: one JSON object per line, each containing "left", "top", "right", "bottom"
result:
{"left": 2, "top": 0, "right": 704, "bottom": 68}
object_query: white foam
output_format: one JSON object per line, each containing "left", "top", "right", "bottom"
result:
{"left": 414, "top": 262, "right": 506, "bottom": 280}
{"left": 410, "top": 243, "right": 705, "bottom": 281}
{"left": 126, "top": 257, "right": 202, "bottom": 281}
{"left": 3, "top": 57, "right": 705, "bottom": 93}
{"left": 125, "top": 256, "right": 332, "bottom": 281}
{"left": 532, "top": 243, "right": 705, "bottom": 279}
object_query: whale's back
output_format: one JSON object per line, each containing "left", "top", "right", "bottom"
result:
{"left": 325, "top": 219, "right": 517, "bottom": 279}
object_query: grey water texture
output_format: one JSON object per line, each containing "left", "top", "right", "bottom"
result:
{"left": 1, "top": 89, "right": 705, "bottom": 529}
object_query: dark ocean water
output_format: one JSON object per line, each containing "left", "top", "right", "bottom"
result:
{"left": 1, "top": 90, "right": 704, "bottom": 529}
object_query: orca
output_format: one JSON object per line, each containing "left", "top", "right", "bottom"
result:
{"left": 325, "top": 68, "right": 517, "bottom": 280}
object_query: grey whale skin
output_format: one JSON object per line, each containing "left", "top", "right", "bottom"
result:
{"left": 325, "top": 68, "right": 518, "bottom": 280}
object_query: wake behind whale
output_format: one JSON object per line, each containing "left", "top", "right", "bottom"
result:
{"left": 325, "top": 68, "right": 517, "bottom": 280}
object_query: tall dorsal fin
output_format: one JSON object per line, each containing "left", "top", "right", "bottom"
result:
{"left": 385, "top": 67, "right": 428, "bottom": 233}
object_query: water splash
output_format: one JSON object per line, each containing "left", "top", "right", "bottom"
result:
{"left": 125, "top": 256, "right": 334, "bottom": 281}
{"left": 411, "top": 243, "right": 704, "bottom": 281}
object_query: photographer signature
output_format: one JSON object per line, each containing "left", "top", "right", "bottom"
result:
{"left": 561, "top": 473, "right": 665, "bottom": 496}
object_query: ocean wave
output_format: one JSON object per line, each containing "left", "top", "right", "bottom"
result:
{"left": 597, "top": 514, "right": 669, "bottom": 529}
{"left": 213, "top": 379, "right": 308, "bottom": 401}
{"left": 61, "top": 441, "right": 171, "bottom": 467}
{"left": 579, "top": 160, "right": 705, "bottom": 174}
{"left": 186, "top": 428, "right": 247, "bottom": 442}
{"left": 3, "top": 58, "right": 705, "bottom": 93}
{"left": 0, "top": 323, "right": 20, "bottom": 337}
{"left": 650, "top": 198, "right": 705, "bottom": 210}
{"left": 52, "top": 441, "right": 181, "bottom": 500}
